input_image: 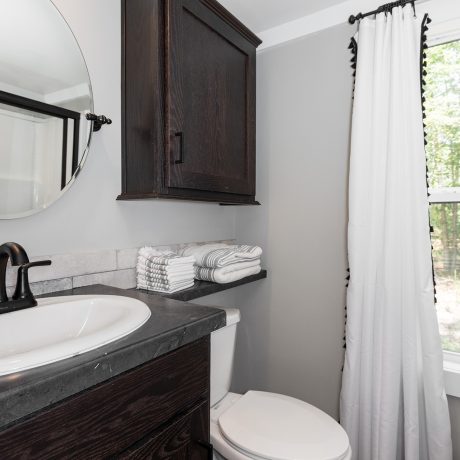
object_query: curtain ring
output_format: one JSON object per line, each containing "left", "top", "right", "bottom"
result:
{"left": 411, "top": 0, "right": 417, "bottom": 18}
{"left": 383, "top": 5, "right": 388, "bottom": 18}
{"left": 385, "top": 4, "right": 391, "bottom": 18}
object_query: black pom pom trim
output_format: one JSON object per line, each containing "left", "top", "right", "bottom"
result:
{"left": 343, "top": 36, "right": 358, "bottom": 361}
{"left": 349, "top": 37, "right": 358, "bottom": 100}
{"left": 420, "top": 14, "right": 438, "bottom": 307}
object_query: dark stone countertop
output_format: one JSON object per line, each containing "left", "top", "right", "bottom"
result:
{"left": 0, "top": 284, "right": 226, "bottom": 430}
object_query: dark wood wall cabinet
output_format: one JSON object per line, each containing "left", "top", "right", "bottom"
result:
{"left": 0, "top": 338, "right": 212, "bottom": 459}
{"left": 119, "top": 0, "right": 262, "bottom": 205}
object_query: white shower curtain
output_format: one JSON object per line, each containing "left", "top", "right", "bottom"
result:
{"left": 340, "top": 5, "right": 452, "bottom": 460}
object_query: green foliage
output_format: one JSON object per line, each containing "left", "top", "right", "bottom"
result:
{"left": 427, "top": 42, "right": 460, "bottom": 276}
{"left": 426, "top": 41, "right": 460, "bottom": 352}
{"left": 426, "top": 41, "right": 460, "bottom": 189}
{"left": 442, "top": 333, "right": 460, "bottom": 353}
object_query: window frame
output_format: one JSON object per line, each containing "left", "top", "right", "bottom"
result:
{"left": 426, "top": 21, "right": 460, "bottom": 397}
{"left": 427, "top": 18, "right": 460, "bottom": 47}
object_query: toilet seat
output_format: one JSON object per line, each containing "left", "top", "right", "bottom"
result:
{"left": 216, "top": 391, "right": 351, "bottom": 460}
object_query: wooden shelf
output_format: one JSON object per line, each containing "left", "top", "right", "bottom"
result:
{"left": 135, "top": 270, "right": 267, "bottom": 302}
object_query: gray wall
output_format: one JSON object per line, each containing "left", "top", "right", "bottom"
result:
{"left": 0, "top": 0, "right": 236, "bottom": 258}
{"left": 234, "top": 24, "right": 352, "bottom": 419}
{"left": 233, "top": 21, "right": 460, "bottom": 459}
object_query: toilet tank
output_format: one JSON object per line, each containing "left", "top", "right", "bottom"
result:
{"left": 211, "top": 308, "right": 241, "bottom": 406}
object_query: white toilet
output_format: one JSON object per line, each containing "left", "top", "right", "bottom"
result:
{"left": 210, "top": 308, "right": 352, "bottom": 460}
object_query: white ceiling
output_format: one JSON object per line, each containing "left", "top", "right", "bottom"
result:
{"left": 218, "top": 0, "right": 348, "bottom": 33}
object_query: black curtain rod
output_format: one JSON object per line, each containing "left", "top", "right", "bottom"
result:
{"left": 349, "top": 0, "right": 417, "bottom": 24}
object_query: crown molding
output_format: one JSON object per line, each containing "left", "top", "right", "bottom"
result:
{"left": 256, "top": 0, "right": 459, "bottom": 53}
{"left": 201, "top": 0, "right": 262, "bottom": 47}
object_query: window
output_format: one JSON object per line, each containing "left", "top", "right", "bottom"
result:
{"left": 426, "top": 39, "right": 460, "bottom": 353}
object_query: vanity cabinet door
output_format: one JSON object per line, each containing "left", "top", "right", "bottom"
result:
{"left": 119, "top": 400, "right": 211, "bottom": 459}
{"left": 0, "top": 338, "right": 210, "bottom": 459}
{"left": 165, "top": 0, "right": 257, "bottom": 197}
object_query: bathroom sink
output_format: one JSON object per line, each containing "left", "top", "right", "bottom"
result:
{"left": 0, "top": 295, "right": 151, "bottom": 376}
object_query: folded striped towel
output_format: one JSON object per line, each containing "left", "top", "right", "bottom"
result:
{"left": 137, "top": 280, "right": 194, "bottom": 294}
{"left": 137, "top": 273, "right": 193, "bottom": 286}
{"left": 137, "top": 247, "right": 195, "bottom": 294}
{"left": 137, "top": 257, "right": 194, "bottom": 273}
{"left": 137, "top": 276, "right": 192, "bottom": 288}
{"left": 195, "top": 260, "right": 261, "bottom": 284}
{"left": 179, "top": 243, "right": 262, "bottom": 268}
{"left": 138, "top": 247, "right": 195, "bottom": 266}
{"left": 137, "top": 270, "right": 195, "bottom": 283}
{"left": 137, "top": 259, "right": 194, "bottom": 276}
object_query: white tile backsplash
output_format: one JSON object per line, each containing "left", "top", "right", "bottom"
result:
{"left": 6, "top": 278, "right": 72, "bottom": 298}
{"left": 41, "top": 251, "right": 118, "bottom": 283}
{"left": 6, "top": 250, "right": 117, "bottom": 287}
{"left": 73, "top": 269, "right": 136, "bottom": 290}
{"left": 3, "top": 240, "right": 235, "bottom": 297}
{"left": 31, "top": 278, "right": 73, "bottom": 296}
{"left": 116, "top": 248, "right": 138, "bottom": 270}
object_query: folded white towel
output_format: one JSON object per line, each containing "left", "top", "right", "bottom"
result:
{"left": 195, "top": 261, "right": 261, "bottom": 284}
{"left": 137, "top": 273, "right": 193, "bottom": 284}
{"left": 137, "top": 281, "right": 192, "bottom": 291}
{"left": 137, "top": 272, "right": 194, "bottom": 284}
{"left": 138, "top": 247, "right": 195, "bottom": 266}
{"left": 137, "top": 257, "right": 194, "bottom": 274}
{"left": 137, "top": 269, "right": 195, "bottom": 283}
{"left": 137, "top": 280, "right": 194, "bottom": 293}
{"left": 180, "top": 244, "right": 262, "bottom": 268}
{"left": 137, "top": 285, "right": 194, "bottom": 294}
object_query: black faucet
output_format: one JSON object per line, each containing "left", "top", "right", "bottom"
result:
{"left": 0, "top": 242, "right": 51, "bottom": 314}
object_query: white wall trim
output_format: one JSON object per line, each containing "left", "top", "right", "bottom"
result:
{"left": 428, "top": 17, "right": 460, "bottom": 46}
{"left": 444, "top": 352, "right": 460, "bottom": 398}
{"left": 257, "top": 0, "right": 460, "bottom": 52}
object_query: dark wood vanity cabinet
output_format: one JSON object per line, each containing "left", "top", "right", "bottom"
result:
{"left": 120, "top": 0, "right": 261, "bottom": 205}
{"left": 120, "top": 401, "right": 210, "bottom": 459}
{"left": 0, "top": 338, "right": 211, "bottom": 459}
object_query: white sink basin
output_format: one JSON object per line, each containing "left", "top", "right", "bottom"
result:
{"left": 0, "top": 295, "right": 151, "bottom": 376}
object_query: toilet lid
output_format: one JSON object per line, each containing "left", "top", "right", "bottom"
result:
{"left": 218, "top": 391, "right": 350, "bottom": 460}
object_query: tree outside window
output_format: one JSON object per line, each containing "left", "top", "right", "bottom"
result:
{"left": 426, "top": 40, "right": 460, "bottom": 353}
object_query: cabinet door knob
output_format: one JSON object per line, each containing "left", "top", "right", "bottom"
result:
{"left": 174, "top": 131, "right": 185, "bottom": 164}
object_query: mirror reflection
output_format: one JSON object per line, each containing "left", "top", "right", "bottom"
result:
{"left": 0, "top": 0, "right": 93, "bottom": 219}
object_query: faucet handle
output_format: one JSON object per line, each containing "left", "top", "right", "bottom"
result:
{"left": 12, "top": 260, "right": 52, "bottom": 303}
{"left": 21, "top": 260, "right": 52, "bottom": 270}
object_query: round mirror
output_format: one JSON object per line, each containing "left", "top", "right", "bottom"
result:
{"left": 0, "top": 0, "right": 93, "bottom": 219}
